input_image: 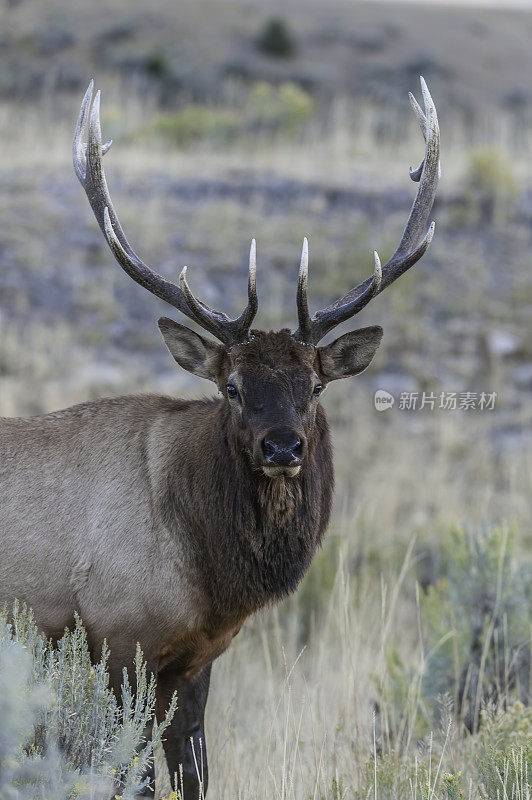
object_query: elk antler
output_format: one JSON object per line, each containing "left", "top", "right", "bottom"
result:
{"left": 294, "top": 76, "right": 440, "bottom": 345}
{"left": 73, "top": 81, "right": 258, "bottom": 347}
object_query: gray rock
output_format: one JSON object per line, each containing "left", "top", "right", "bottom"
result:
{"left": 513, "top": 363, "right": 532, "bottom": 388}
{"left": 487, "top": 330, "right": 521, "bottom": 358}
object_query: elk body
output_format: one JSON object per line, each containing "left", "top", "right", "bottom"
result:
{"left": 0, "top": 80, "right": 439, "bottom": 797}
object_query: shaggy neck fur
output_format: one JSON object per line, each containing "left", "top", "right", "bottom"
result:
{"left": 164, "top": 399, "right": 333, "bottom": 618}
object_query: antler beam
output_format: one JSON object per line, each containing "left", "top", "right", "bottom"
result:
{"left": 294, "top": 76, "right": 440, "bottom": 345}
{"left": 73, "top": 81, "right": 257, "bottom": 347}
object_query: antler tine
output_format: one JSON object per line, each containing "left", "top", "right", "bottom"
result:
{"left": 240, "top": 238, "right": 258, "bottom": 335}
{"left": 296, "top": 238, "right": 312, "bottom": 342}
{"left": 293, "top": 77, "right": 440, "bottom": 345}
{"left": 409, "top": 78, "right": 442, "bottom": 183}
{"left": 175, "top": 245, "right": 257, "bottom": 342}
{"left": 383, "top": 76, "right": 439, "bottom": 262}
{"left": 73, "top": 81, "right": 92, "bottom": 180}
{"left": 74, "top": 83, "right": 257, "bottom": 346}
{"left": 177, "top": 239, "right": 258, "bottom": 345}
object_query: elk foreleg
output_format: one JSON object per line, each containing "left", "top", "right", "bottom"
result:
{"left": 155, "top": 662, "right": 212, "bottom": 799}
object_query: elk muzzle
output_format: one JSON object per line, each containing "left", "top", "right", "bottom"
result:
{"left": 260, "top": 426, "right": 307, "bottom": 478}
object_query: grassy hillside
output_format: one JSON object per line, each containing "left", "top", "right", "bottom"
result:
{"left": 4, "top": 0, "right": 532, "bottom": 144}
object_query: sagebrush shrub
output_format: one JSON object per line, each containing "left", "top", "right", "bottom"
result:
{"left": 477, "top": 702, "right": 532, "bottom": 799}
{"left": 465, "top": 146, "right": 519, "bottom": 224}
{"left": 380, "top": 526, "right": 531, "bottom": 744}
{"left": 246, "top": 81, "right": 314, "bottom": 134}
{"left": 0, "top": 604, "right": 177, "bottom": 799}
{"left": 257, "top": 17, "right": 296, "bottom": 58}
{"left": 421, "top": 526, "right": 531, "bottom": 731}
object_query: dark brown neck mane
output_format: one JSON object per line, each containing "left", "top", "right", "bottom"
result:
{"left": 164, "top": 398, "right": 333, "bottom": 618}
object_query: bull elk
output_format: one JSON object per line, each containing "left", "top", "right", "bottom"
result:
{"left": 0, "top": 78, "right": 439, "bottom": 797}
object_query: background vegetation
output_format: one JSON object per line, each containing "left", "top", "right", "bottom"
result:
{"left": 0, "top": 0, "right": 530, "bottom": 797}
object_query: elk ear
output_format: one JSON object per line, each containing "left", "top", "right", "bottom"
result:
{"left": 317, "top": 326, "right": 383, "bottom": 381}
{"left": 158, "top": 318, "right": 227, "bottom": 382}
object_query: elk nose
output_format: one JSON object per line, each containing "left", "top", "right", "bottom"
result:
{"left": 261, "top": 427, "right": 305, "bottom": 466}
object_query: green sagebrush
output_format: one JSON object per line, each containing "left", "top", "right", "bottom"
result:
{"left": 421, "top": 526, "right": 531, "bottom": 732}
{"left": 0, "top": 604, "right": 177, "bottom": 800}
{"left": 377, "top": 525, "right": 531, "bottom": 752}
{"left": 476, "top": 701, "right": 532, "bottom": 800}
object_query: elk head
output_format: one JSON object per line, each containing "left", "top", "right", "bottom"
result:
{"left": 73, "top": 79, "right": 439, "bottom": 478}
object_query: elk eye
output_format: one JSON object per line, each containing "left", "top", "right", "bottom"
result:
{"left": 312, "top": 384, "right": 323, "bottom": 396}
{"left": 226, "top": 384, "right": 239, "bottom": 400}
